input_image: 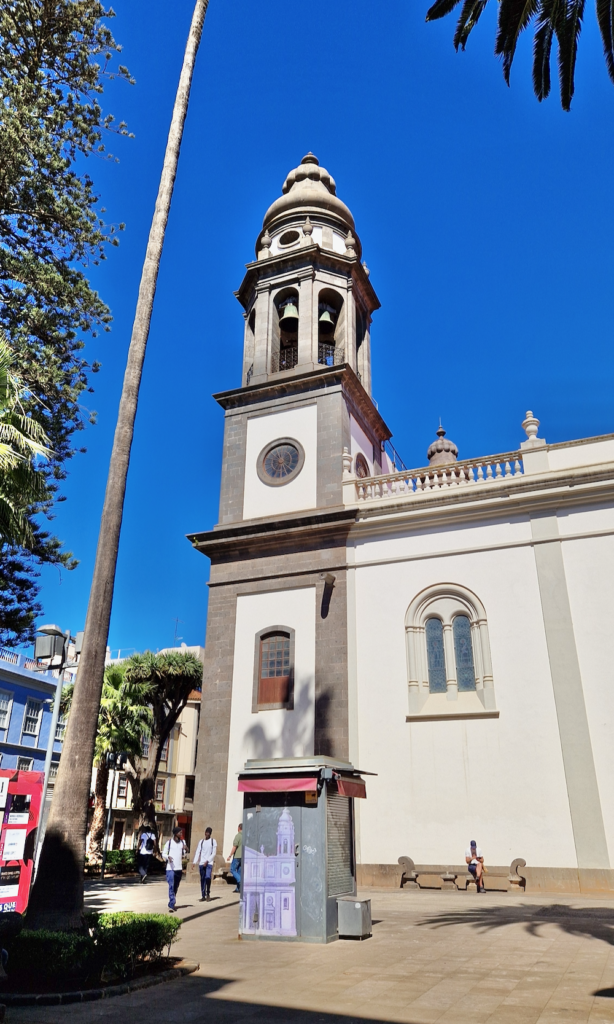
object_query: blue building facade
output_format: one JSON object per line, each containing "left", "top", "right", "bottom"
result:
{"left": 0, "top": 649, "right": 64, "bottom": 775}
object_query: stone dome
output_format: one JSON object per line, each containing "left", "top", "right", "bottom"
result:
{"left": 427, "top": 426, "right": 459, "bottom": 466}
{"left": 261, "top": 153, "right": 356, "bottom": 240}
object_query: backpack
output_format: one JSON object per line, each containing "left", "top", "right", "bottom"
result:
{"left": 145, "top": 835, "right": 155, "bottom": 853}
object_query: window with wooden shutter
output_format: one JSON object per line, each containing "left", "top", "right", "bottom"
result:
{"left": 259, "top": 633, "right": 290, "bottom": 705}
{"left": 253, "top": 626, "right": 295, "bottom": 711}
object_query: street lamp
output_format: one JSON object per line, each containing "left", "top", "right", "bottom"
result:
{"left": 32, "top": 624, "right": 80, "bottom": 870}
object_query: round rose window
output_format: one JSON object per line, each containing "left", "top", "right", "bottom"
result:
{"left": 257, "top": 437, "right": 305, "bottom": 487}
{"left": 264, "top": 444, "right": 299, "bottom": 479}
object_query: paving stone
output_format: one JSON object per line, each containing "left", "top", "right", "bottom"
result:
{"left": 6, "top": 882, "right": 614, "bottom": 1023}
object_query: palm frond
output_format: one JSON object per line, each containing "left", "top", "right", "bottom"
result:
{"left": 555, "top": 0, "right": 586, "bottom": 110}
{"left": 454, "top": 0, "right": 490, "bottom": 48}
{"left": 496, "top": 0, "right": 542, "bottom": 81}
{"left": 596, "top": 0, "right": 614, "bottom": 81}
{"left": 533, "top": 0, "right": 560, "bottom": 99}
{"left": 426, "top": 0, "right": 466, "bottom": 22}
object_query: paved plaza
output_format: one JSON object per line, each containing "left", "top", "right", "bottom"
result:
{"left": 6, "top": 878, "right": 614, "bottom": 1023}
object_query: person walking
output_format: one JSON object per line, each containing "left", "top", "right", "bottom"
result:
{"left": 465, "top": 839, "right": 486, "bottom": 892}
{"left": 227, "top": 823, "right": 242, "bottom": 893}
{"left": 137, "top": 825, "right": 157, "bottom": 883}
{"left": 163, "top": 826, "right": 187, "bottom": 912}
{"left": 193, "top": 826, "right": 217, "bottom": 902}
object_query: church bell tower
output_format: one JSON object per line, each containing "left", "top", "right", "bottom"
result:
{"left": 189, "top": 154, "right": 393, "bottom": 859}
{"left": 239, "top": 152, "right": 377, "bottom": 394}
{"left": 211, "top": 152, "right": 392, "bottom": 527}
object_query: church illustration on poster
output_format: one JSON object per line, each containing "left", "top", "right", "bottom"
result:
{"left": 242, "top": 806, "right": 297, "bottom": 936}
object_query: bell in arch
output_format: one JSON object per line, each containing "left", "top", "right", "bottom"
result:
{"left": 319, "top": 309, "right": 335, "bottom": 334}
{"left": 279, "top": 301, "right": 299, "bottom": 331}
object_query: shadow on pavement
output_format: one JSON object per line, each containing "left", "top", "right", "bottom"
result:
{"left": 417, "top": 902, "right": 614, "bottom": 946}
{"left": 593, "top": 988, "right": 614, "bottom": 997}
{"left": 181, "top": 900, "right": 240, "bottom": 924}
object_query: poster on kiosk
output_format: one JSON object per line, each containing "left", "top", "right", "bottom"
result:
{"left": 0, "top": 769, "right": 43, "bottom": 914}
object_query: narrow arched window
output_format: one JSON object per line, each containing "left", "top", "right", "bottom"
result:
{"left": 425, "top": 618, "right": 446, "bottom": 693}
{"left": 453, "top": 615, "right": 476, "bottom": 691}
{"left": 258, "top": 631, "right": 291, "bottom": 706}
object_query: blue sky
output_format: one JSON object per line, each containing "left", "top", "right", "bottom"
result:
{"left": 34, "top": 0, "right": 614, "bottom": 655}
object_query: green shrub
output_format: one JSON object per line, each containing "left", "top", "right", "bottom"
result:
{"left": 9, "top": 912, "right": 181, "bottom": 988}
{"left": 103, "top": 849, "right": 137, "bottom": 874}
{"left": 119, "top": 849, "right": 137, "bottom": 871}
{"left": 8, "top": 930, "right": 95, "bottom": 986}
{"left": 92, "top": 912, "right": 181, "bottom": 979}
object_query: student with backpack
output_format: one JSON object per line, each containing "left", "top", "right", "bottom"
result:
{"left": 163, "top": 826, "right": 188, "bottom": 912}
{"left": 193, "top": 827, "right": 217, "bottom": 901}
{"left": 137, "top": 826, "right": 157, "bottom": 883}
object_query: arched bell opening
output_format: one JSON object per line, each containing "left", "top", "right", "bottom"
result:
{"left": 272, "top": 288, "right": 299, "bottom": 373}
{"left": 244, "top": 308, "right": 256, "bottom": 385}
{"left": 317, "top": 289, "right": 343, "bottom": 367}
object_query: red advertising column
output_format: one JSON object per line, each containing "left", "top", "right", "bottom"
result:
{"left": 0, "top": 769, "right": 44, "bottom": 914}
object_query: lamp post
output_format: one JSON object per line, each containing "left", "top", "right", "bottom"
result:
{"left": 32, "top": 625, "right": 80, "bottom": 870}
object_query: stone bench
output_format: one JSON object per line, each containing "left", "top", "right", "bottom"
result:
{"left": 398, "top": 856, "right": 526, "bottom": 893}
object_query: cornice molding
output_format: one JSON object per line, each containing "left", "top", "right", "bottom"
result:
{"left": 234, "top": 244, "right": 379, "bottom": 312}
{"left": 213, "top": 363, "right": 392, "bottom": 441}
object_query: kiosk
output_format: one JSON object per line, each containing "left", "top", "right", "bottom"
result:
{"left": 237, "top": 757, "right": 368, "bottom": 943}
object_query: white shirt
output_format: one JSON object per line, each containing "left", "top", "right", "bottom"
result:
{"left": 193, "top": 837, "right": 217, "bottom": 866}
{"left": 163, "top": 838, "right": 186, "bottom": 871}
{"left": 139, "top": 831, "right": 156, "bottom": 854}
{"left": 465, "top": 846, "right": 483, "bottom": 862}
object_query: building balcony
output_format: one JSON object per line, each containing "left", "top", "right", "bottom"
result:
{"left": 342, "top": 433, "right": 614, "bottom": 518}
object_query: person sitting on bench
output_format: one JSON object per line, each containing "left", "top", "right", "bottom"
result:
{"left": 465, "top": 840, "right": 486, "bottom": 892}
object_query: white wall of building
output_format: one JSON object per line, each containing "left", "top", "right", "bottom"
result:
{"left": 562, "top": 531, "right": 614, "bottom": 864}
{"left": 223, "top": 587, "right": 316, "bottom": 857}
{"left": 548, "top": 438, "right": 614, "bottom": 471}
{"left": 351, "top": 523, "right": 579, "bottom": 869}
{"left": 350, "top": 415, "right": 374, "bottom": 475}
{"left": 243, "top": 405, "right": 318, "bottom": 520}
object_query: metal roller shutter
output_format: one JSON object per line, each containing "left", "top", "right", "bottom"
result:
{"left": 327, "top": 791, "right": 353, "bottom": 896}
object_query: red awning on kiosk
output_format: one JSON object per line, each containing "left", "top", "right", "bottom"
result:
{"left": 238, "top": 777, "right": 318, "bottom": 793}
{"left": 238, "top": 775, "right": 367, "bottom": 797}
{"left": 336, "top": 778, "right": 366, "bottom": 799}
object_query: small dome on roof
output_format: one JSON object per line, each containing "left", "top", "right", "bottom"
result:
{"left": 427, "top": 426, "right": 458, "bottom": 466}
{"left": 261, "top": 153, "right": 356, "bottom": 243}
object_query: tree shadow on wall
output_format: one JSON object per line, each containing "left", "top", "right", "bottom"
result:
{"left": 417, "top": 901, "right": 614, "bottom": 949}
{"left": 244, "top": 679, "right": 313, "bottom": 759}
{"left": 315, "top": 688, "right": 333, "bottom": 757}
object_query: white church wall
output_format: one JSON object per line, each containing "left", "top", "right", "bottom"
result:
{"left": 351, "top": 529, "right": 578, "bottom": 869}
{"left": 354, "top": 515, "right": 533, "bottom": 566}
{"left": 548, "top": 437, "right": 614, "bottom": 471}
{"left": 243, "top": 405, "right": 318, "bottom": 520}
{"left": 222, "top": 586, "right": 316, "bottom": 858}
{"left": 350, "top": 415, "right": 374, "bottom": 475}
{"left": 556, "top": 504, "right": 614, "bottom": 537}
{"left": 562, "top": 533, "right": 614, "bottom": 865}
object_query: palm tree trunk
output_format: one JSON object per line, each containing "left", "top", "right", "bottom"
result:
{"left": 87, "top": 763, "right": 109, "bottom": 862}
{"left": 27, "top": 0, "right": 209, "bottom": 932}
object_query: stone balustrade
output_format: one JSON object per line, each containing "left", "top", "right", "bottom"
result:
{"left": 350, "top": 451, "right": 524, "bottom": 504}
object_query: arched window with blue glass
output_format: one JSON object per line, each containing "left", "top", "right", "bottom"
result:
{"left": 405, "top": 584, "right": 496, "bottom": 717}
{"left": 453, "top": 614, "right": 476, "bottom": 691}
{"left": 425, "top": 618, "right": 447, "bottom": 693}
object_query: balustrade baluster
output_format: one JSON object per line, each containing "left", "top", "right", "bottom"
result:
{"left": 504, "top": 461, "right": 512, "bottom": 476}
{"left": 495, "top": 463, "right": 503, "bottom": 478}
{"left": 486, "top": 464, "right": 493, "bottom": 480}
{"left": 514, "top": 459, "right": 522, "bottom": 475}
{"left": 477, "top": 466, "right": 484, "bottom": 482}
